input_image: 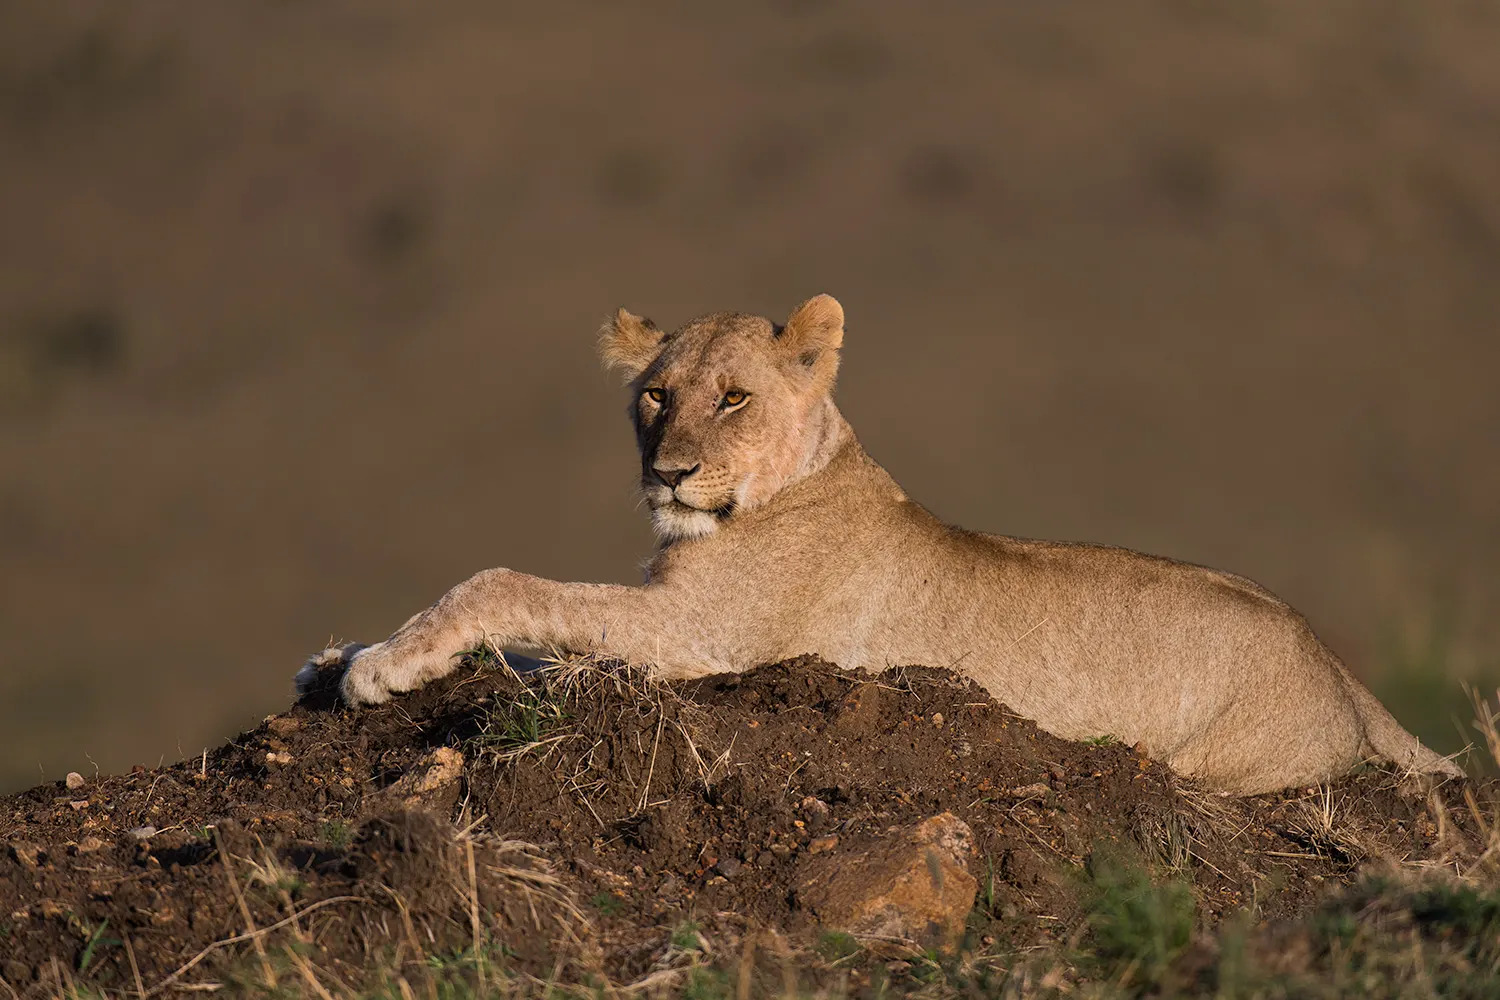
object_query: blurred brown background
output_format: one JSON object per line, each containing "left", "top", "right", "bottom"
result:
{"left": 2, "top": 1, "right": 1497, "bottom": 793}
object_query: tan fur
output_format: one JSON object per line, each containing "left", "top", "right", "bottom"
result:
{"left": 299, "top": 296, "right": 1461, "bottom": 794}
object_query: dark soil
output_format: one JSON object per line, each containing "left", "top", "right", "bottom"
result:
{"left": 0, "top": 656, "right": 1486, "bottom": 995}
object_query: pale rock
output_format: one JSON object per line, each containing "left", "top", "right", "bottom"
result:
{"left": 794, "top": 812, "right": 977, "bottom": 953}
{"left": 377, "top": 747, "right": 465, "bottom": 805}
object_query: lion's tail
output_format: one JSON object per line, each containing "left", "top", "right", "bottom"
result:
{"left": 1343, "top": 667, "right": 1464, "bottom": 779}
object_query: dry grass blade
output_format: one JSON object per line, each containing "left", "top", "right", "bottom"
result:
{"left": 465, "top": 838, "right": 485, "bottom": 996}
{"left": 285, "top": 947, "right": 336, "bottom": 1000}
{"left": 636, "top": 711, "right": 666, "bottom": 815}
{"left": 484, "top": 843, "right": 590, "bottom": 929}
{"left": 123, "top": 934, "right": 146, "bottom": 999}
{"left": 215, "top": 833, "right": 277, "bottom": 989}
{"left": 143, "top": 896, "right": 367, "bottom": 997}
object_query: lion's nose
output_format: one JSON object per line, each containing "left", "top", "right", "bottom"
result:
{"left": 653, "top": 463, "right": 700, "bottom": 489}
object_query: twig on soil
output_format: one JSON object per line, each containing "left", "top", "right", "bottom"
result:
{"left": 142, "top": 771, "right": 169, "bottom": 812}
{"left": 782, "top": 756, "right": 811, "bottom": 796}
{"left": 1008, "top": 802, "right": 1072, "bottom": 862}
{"left": 143, "top": 896, "right": 367, "bottom": 997}
{"left": 1257, "top": 850, "right": 1323, "bottom": 860}
{"left": 617, "top": 966, "right": 688, "bottom": 993}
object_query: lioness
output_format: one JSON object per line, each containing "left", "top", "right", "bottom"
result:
{"left": 299, "top": 295, "right": 1460, "bottom": 794}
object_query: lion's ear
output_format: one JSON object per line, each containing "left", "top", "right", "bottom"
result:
{"left": 777, "top": 294, "right": 844, "bottom": 389}
{"left": 598, "top": 308, "right": 665, "bottom": 381}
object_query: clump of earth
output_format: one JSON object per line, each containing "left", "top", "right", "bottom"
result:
{"left": 0, "top": 655, "right": 1487, "bottom": 993}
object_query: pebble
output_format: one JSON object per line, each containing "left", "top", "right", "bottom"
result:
{"left": 265, "top": 751, "right": 294, "bottom": 766}
{"left": 932, "top": 712, "right": 944, "bottom": 728}
{"left": 1007, "top": 782, "right": 1051, "bottom": 799}
{"left": 377, "top": 746, "right": 463, "bottom": 803}
{"left": 265, "top": 715, "right": 302, "bottom": 738}
{"left": 799, "top": 796, "right": 831, "bottom": 820}
{"left": 807, "top": 834, "right": 840, "bottom": 855}
{"left": 73, "top": 837, "right": 107, "bottom": 855}
{"left": 64, "top": 772, "right": 86, "bottom": 790}
{"left": 68, "top": 800, "right": 89, "bottom": 811}
{"left": 129, "top": 826, "right": 158, "bottom": 841}
{"left": 714, "top": 857, "right": 742, "bottom": 878}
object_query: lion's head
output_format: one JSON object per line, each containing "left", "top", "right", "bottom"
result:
{"left": 598, "top": 294, "right": 847, "bottom": 541}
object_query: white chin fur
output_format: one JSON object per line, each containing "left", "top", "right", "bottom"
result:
{"left": 651, "top": 504, "right": 720, "bottom": 541}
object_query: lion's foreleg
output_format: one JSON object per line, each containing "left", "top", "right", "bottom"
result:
{"left": 332, "top": 568, "right": 664, "bottom": 704}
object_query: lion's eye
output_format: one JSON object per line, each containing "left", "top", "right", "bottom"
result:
{"left": 722, "top": 391, "right": 747, "bottom": 408}
{"left": 645, "top": 388, "right": 667, "bottom": 404}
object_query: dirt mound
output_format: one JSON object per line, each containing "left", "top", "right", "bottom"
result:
{"left": 0, "top": 656, "right": 1489, "bottom": 994}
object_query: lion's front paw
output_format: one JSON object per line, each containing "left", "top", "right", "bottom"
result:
{"left": 295, "top": 642, "right": 369, "bottom": 698}
{"left": 297, "top": 637, "right": 458, "bottom": 706}
{"left": 338, "top": 641, "right": 455, "bottom": 706}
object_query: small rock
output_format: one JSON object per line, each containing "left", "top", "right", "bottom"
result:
{"left": 715, "top": 857, "right": 742, "bottom": 878}
{"left": 7, "top": 842, "right": 44, "bottom": 868}
{"left": 756, "top": 851, "right": 774, "bottom": 867}
{"left": 378, "top": 747, "right": 465, "bottom": 805}
{"left": 68, "top": 800, "right": 89, "bottom": 811}
{"left": 74, "top": 837, "right": 107, "bottom": 855}
{"left": 128, "top": 826, "right": 158, "bottom": 841}
{"left": 1048, "top": 764, "right": 1067, "bottom": 783}
{"left": 909, "top": 813, "right": 974, "bottom": 860}
{"left": 832, "top": 683, "right": 883, "bottom": 731}
{"left": 799, "top": 796, "right": 831, "bottom": 820}
{"left": 37, "top": 899, "right": 65, "bottom": 919}
{"left": 807, "top": 834, "right": 840, "bottom": 855}
{"left": 795, "top": 812, "right": 977, "bottom": 954}
{"left": 953, "top": 740, "right": 972, "bottom": 758}
{"left": 575, "top": 859, "right": 632, "bottom": 890}
{"left": 265, "top": 751, "right": 294, "bottom": 766}
{"left": 1007, "top": 782, "right": 1051, "bottom": 799}
{"left": 265, "top": 715, "right": 302, "bottom": 737}
{"left": 64, "top": 772, "right": 86, "bottom": 791}
{"left": 931, "top": 712, "right": 944, "bottom": 728}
